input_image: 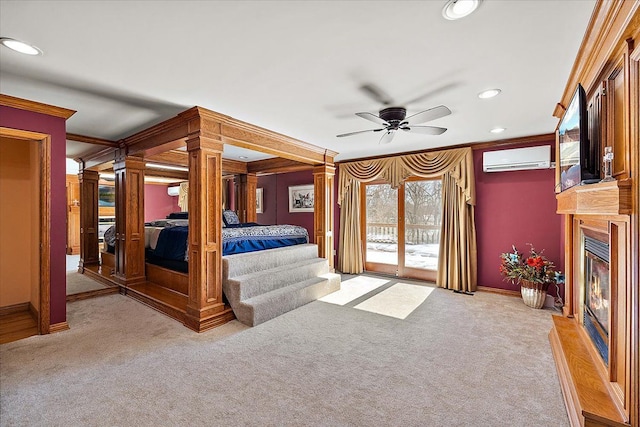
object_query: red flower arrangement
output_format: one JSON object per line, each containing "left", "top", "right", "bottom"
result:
{"left": 500, "top": 244, "right": 556, "bottom": 285}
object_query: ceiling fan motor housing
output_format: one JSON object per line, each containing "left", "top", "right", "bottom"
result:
{"left": 379, "top": 107, "right": 407, "bottom": 127}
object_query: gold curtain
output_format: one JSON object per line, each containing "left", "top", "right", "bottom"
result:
{"left": 178, "top": 181, "right": 189, "bottom": 212}
{"left": 337, "top": 180, "right": 363, "bottom": 273}
{"left": 337, "top": 147, "right": 477, "bottom": 291}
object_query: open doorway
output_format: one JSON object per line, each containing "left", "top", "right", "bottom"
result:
{"left": 0, "top": 129, "right": 51, "bottom": 343}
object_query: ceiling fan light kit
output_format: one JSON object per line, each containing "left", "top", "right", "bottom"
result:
{"left": 337, "top": 105, "right": 451, "bottom": 144}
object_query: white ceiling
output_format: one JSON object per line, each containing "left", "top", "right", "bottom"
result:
{"left": 0, "top": 1, "right": 596, "bottom": 162}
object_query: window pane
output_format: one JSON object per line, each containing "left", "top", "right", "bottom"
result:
{"left": 404, "top": 180, "right": 442, "bottom": 270}
{"left": 365, "top": 184, "right": 398, "bottom": 266}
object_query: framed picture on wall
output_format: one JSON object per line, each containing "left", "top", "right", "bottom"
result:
{"left": 256, "top": 188, "right": 263, "bottom": 214}
{"left": 288, "top": 184, "right": 314, "bottom": 213}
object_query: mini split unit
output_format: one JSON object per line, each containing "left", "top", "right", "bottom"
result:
{"left": 482, "top": 146, "right": 551, "bottom": 172}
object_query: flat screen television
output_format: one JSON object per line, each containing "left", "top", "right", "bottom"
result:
{"left": 558, "top": 84, "right": 599, "bottom": 192}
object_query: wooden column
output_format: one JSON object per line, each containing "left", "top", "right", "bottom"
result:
{"left": 237, "top": 173, "right": 258, "bottom": 223}
{"left": 66, "top": 174, "right": 80, "bottom": 255}
{"left": 78, "top": 169, "right": 99, "bottom": 272}
{"left": 313, "top": 164, "right": 335, "bottom": 270}
{"left": 185, "top": 134, "right": 234, "bottom": 332}
{"left": 113, "top": 155, "right": 146, "bottom": 286}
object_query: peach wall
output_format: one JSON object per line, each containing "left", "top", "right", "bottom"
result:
{"left": 30, "top": 141, "right": 40, "bottom": 312}
{"left": 0, "top": 138, "right": 37, "bottom": 307}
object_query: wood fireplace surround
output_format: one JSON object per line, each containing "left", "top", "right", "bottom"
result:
{"left": 548, "top": 2, "right": 639, "bottom": 426}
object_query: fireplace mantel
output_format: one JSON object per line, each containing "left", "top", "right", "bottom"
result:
{"left": 556, "top": 179, "right": 632, "bottom": 216}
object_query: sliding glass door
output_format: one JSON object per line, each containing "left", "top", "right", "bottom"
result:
{"left": 363, "top": 178, "right": 442, "bottom": 281}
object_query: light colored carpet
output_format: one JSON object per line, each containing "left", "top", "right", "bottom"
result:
{"left": 66, "top": 272, "right": 108, "bottom": 295}
{"left": 0, "top": 276, "right": 569, "bottom": 426}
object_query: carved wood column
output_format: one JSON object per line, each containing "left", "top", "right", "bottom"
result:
{"left": 78, "top": 169, "right": 99, "bottom": 272}
{"left": 185, "top": 133, "right": 234, "bottom": 331}
{"left": 313, "top": 164, "right": 335, "bottom": 270}
{"left": 113, "top": 155, "right": 146, "bottom": 286}
{"left": 237, "top": 173, "right": 258, "bottom": 223}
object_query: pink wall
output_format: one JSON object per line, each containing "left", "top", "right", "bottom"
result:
{"left": 257, "top": 171, "right": 315, "bottom": 241}
{"left": 474, "top": 141, "right": 563, "bottom": 297}
{"left": 144, "top": 184, "right": 180, "bottom": 222}
{"left": 0, "top": 105, "right": 68, "bottom": 324}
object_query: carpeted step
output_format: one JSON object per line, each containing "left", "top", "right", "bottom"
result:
{"left": 234, "top": 273, "right": 341, "bottom": 326}
{"left": 224, "top": 258, "right": 329, "bottom": 301}
{"left": 223, "top": 244, "right": 319, "bottom": 279}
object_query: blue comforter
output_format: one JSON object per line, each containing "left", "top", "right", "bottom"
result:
{"left": 152, "top": 224, "right": 309, "bottom": 260}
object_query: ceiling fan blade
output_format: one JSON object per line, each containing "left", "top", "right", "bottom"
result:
{"left": 360, "top": 83, "right": 394, "bottom": 105}
{"left": 379, "top": 130, "right": 396, "bottom": 144}
{"left": 401, "top": 82, "right": 459, "bottom": 105}
{"left": 336, "top": 128, "right": 384, "bottom": 137}
{"left": 403, "top": 105, "right": 451, "bottom": 125}
{"left": 355, "top": 112, "right": 390, "bottom": 126}
{"left": 400, "top": 125, "right": 448, "bottom": 135}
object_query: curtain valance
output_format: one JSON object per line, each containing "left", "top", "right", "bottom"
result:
{"left": 338, "top": 147, "right": 475, "bottom": 206}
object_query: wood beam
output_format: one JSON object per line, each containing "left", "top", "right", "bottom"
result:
{"left": 66, "top": 133, "right": 118, "bottom": 147}
{"left": 248, "top": 157, "right": 312, "bottom": 175}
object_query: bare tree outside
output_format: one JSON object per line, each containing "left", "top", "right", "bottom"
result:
{"left": 365, "top": 179, "right": 442, "bottom": 270}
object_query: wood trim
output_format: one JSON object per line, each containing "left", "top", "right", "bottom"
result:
{"left": 556, "top": 1, "right": 640, "bottom": 118}
{"left": 0, "top": 302, "right": 30, "bottom": 316}
{"left": 146, "top": 263, "right": 188, "bottom": 296}
{"left": 39, "top": 135, "right": 51, "bottom": 334}
{"left": 550, "top": 316, "right": 630, "bottom": 427}
{"left": 66, "top": 133, "right": 118, "bottom": 147}
{"left": 49, "top": 322, "right": 70, "bottom": 333}
{"left": 66, "top": 287, "right": 118, "bottom": 302}
{"left": 0, "top": 127, "right": 52, "bottom": 336}
{"left": 0, "top": 94, "right": 75, "bottom": 119}
{"left": 476, "top": 286, "right": 521, "bottom": 298}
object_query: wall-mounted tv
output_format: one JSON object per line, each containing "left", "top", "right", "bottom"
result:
{"left": 558, "top": 84, "right": 599, "bottom": 192}
{"left": 98, "top": 185, "right": 115, "bottom": 207}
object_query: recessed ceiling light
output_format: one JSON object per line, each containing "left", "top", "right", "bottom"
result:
{"left": 442, "top": 0, "right": 481, "bottom": 21}
{"left": 478, "top": 89, "right": 501, "bottom": 99}
{"left": 0, "top": 37, "right": 42, "bottom": 55}
{"left": 490, "top": 127, "right": 506, "bottom": 134}
{"left": 238, "top": 156, "right": 248, "bottom": 160}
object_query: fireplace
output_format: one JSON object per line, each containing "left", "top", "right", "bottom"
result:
{"left": 583, "top": 235, "right": 609, "bottom": 365}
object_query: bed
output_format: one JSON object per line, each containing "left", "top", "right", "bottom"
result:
{"left": 103, "top": 211, "right": 310, "bottom": 274}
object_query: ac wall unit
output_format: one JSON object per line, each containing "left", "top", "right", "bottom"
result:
{"left": 482, "top": 146, "right": 551, "bottom": 172}
{"left": 167, "top": 186, "right": 180, "bottom": 196}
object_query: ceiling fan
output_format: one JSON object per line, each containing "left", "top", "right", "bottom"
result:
{"left": 336, "top": 104, "right": 451, "bottom": 144}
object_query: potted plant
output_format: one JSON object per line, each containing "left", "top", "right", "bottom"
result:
{"left": 500, "top": 245, "right": 556, "bottom": 309}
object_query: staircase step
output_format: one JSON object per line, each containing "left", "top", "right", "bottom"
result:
{"left": 236, "top": 273, "right": 341, "bottom": 326}
{"left": 225, "top": 258, "right": 329, "bottom": 301}
{"left": 223, "top": 244, "right": 319, "bottom": 279}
